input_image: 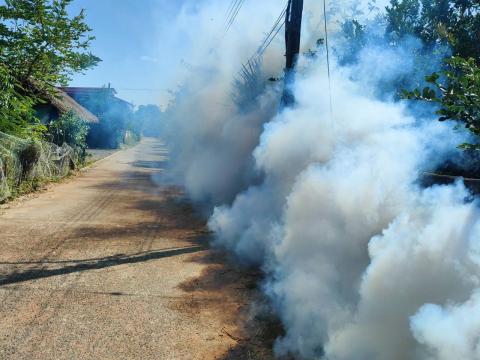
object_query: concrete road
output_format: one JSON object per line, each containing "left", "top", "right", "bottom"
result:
{"left": 0, "top": 139, "right": 266, "bottom": 360}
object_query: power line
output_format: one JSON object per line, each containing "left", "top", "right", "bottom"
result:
{"left": 258, "top": 20, "right": 285, "bottom": 57}
{"left": 224, "top": 0, "right": 239, "bottom": 26}
{"left": 323, "top": 0, "right": 334, "bottom": 120}
{"left": 224, "top": 0, "right": 246, "bottom": 35}
{"left": 234, "top": 1, "right": 288, "bottom": 95}
{"left": 246, "top": 2, "right": 288, "bottom": 65}
{"left": 224, "top": 0, "right": 240, "bottom": 31}
{"left": 261, "top": 4, "right": 288, "bottom": 46}
{"left": 116, "top": 88, "right": 170, "bottom": 92}
{"left": 227, "top": 0, "right": 245, "bottom": 30}
{"left": 256, "top": 4, "right": 288, "bottom": 56}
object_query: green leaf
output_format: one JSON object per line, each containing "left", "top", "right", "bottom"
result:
{"left": 425, "top": 72, "right": 440, "bottom": 83}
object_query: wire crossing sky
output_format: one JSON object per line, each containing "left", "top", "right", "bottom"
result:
{"left": 69, "top": 0, "right": 188, "bottom": 107}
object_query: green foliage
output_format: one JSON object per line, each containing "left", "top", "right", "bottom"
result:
{"left": 386, "top": 0, "right": 480, "bottom": 59}
{"left": 403, "top": 56, "right": 480, "bottom": 149}
{"left": 339, "top": 19, "right": 366, "bottom": 64}
{"left": 0, "top": 0, "right": 99, "bottom": 201}
{"left": 385, "top": 0, "right": 480, "bottom": 150}
{"left": 0, "top": 0, "right": 100, "bottom": 138}
{"left": 385, "top": 0, "right": 421, "bottom": 41}
{"left": 47, "top": 111, "right": 88, "bottom": 153}
{"left": 0, "top": 63, "right": 44, "bottom": 137}
{"left": 0, "top": 0, "right": 101, "bottom": 89}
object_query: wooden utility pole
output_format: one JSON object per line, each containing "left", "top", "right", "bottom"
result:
{"left": 283, "top": 0, "right": 304, "bottom": 106}
{"left": 285, "top": 0, "right": 304, "bottom": 70}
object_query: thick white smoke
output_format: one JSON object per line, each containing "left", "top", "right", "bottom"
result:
{"left": 162, "top": 0, "right": 287, "bottom": 206}
{"left": 411, "top": 290, "right": 480, "bottom": 360}
{"left": 210, "top": 55, "right": 478, "bottom": 359}
{"left": 162, "top": 0, "right": 360, "bottom": 205}
{"left": 163, "top": 1, "right": 480, "bottom": 359}
{"left": 326, "top": 183, "right": 480, "bottom": 360}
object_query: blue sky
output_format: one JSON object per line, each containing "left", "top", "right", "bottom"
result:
{"left": 69, "top": 0, "right": 189, "bottom": 106}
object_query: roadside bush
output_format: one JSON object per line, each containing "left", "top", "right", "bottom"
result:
{"left": 47, "top": 111, "right": 89, "bottom": 158}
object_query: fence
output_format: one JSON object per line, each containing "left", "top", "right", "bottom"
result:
{"left": 0, "top": 131, "right": 76, "bottom": 202}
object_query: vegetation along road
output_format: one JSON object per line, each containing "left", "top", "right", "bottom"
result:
{"left": 0, "top": 138, "right": 269, "bottom": 360}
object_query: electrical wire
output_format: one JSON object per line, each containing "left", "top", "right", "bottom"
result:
{"left": 224, "top": 0, "right": 246, "bottom": 35}
{"left": 258, "top": 20, "right": 285, "bottom": 57}
{"left": 224, "top": 0, "right": 239, "bottom": 27}
{"left": 246, "top": 1, "right": 288, "bottom": 64}
{"left": 323, "top": 0, "right": 334, "bottom": 121}
{"left": 256, "top": 4, "right": 288, "bottom": 56}
{"left": 116, "top": 88, "right": 170, "bottom": 92}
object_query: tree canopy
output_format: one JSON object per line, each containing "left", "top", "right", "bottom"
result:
{"left": 0, "top": 0, "right": 100, "bottom": 137}
{"left": 386, "top": 0, "right": 480, "bottom": 59}
{"left": 386, "top": 0, "right": 480, "bottom": 148}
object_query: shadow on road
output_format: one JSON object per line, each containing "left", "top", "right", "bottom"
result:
{"left": 0, "top": 245, "right": 208, "bottom": 287}
{"left": 131, "top": 160, "right": 167, "bottom": 169}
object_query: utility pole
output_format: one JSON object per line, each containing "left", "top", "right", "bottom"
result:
{"left": 285, "top": 0, "right": 304, "bottom": 70}
{"left": 283, "top": 0, "right": 304, "bottom": 106}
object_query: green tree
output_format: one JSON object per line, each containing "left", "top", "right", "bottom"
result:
{"left": 0, "top": 63, "right": 40, "bottom": 137}
{"left": 385, "top": 0, "right": 421, "bottom": 42}
{"left": 0, "top": 0, "right": 100, "bottom": 137}
{"left": 386, "top": 0, "right": 480, "bottom": 59}
{"left": 389, "top": 1, "right": 480, "bottom": 149}
{"left": 0, "top": 0, "right": 100, "bottom": 90}
{"left": 338, "top": 19, "right": 366, "bottom": 64}
{"left": 404, "top": 56, "right": 480, "bottom": 149}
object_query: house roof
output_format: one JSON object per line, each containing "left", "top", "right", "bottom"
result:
{"left": 60, "top": 86, "right": 134, "bottom": 109}
{"left": 26, "top": 80, "right": 99, "bottom": 123}
{"left": 59, "top": 86, "right": 117, "bottom": 97}
{"left": 47, "top": 88, "right": 99, "bottom": 123}
{"left": 112, "top": 96, "right": 135, "bottom": 109}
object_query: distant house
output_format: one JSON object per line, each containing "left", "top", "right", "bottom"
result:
{"left": 59, "top": 86, "right": 134, "bottom": 114}
{"left": 35, "top": 87, "right": 99, "bottom": 125}
{"left": 59, "top": 86, "right": 135, "bottom": 149}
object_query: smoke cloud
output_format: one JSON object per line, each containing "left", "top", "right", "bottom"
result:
{"left": 162, "top": 1, "right": 479, "bottom": 359}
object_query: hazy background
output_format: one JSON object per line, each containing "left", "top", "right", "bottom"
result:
{"left": 69, "top": 0, "right": 191, "bottom": 107}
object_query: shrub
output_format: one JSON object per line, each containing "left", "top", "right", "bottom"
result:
{"left": 47, "top": 111, "right": 89, "bottom": 155}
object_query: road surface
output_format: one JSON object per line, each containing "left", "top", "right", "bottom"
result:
{"left": 0, "top": 139, "right": 272, "bottom": 360}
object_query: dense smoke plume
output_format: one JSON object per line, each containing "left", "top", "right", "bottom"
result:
{"left": 163, "top": 1, "right": 480, "bottom": 359}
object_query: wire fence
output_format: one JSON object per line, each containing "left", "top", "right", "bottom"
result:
{"left": 0, "top": 131, "right": 77, "bottom": 202}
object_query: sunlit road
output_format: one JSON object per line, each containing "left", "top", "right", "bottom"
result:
{"left": 0, "top": 139, "right": 256, "bottom": 360}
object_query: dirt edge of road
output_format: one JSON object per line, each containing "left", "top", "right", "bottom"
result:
{"left": 178, "top": 246, "right": 284, "bottom": 359}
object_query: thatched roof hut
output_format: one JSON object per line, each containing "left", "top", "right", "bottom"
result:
{"left": 44, "top": 88, "right": 99, "bottom": 123}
